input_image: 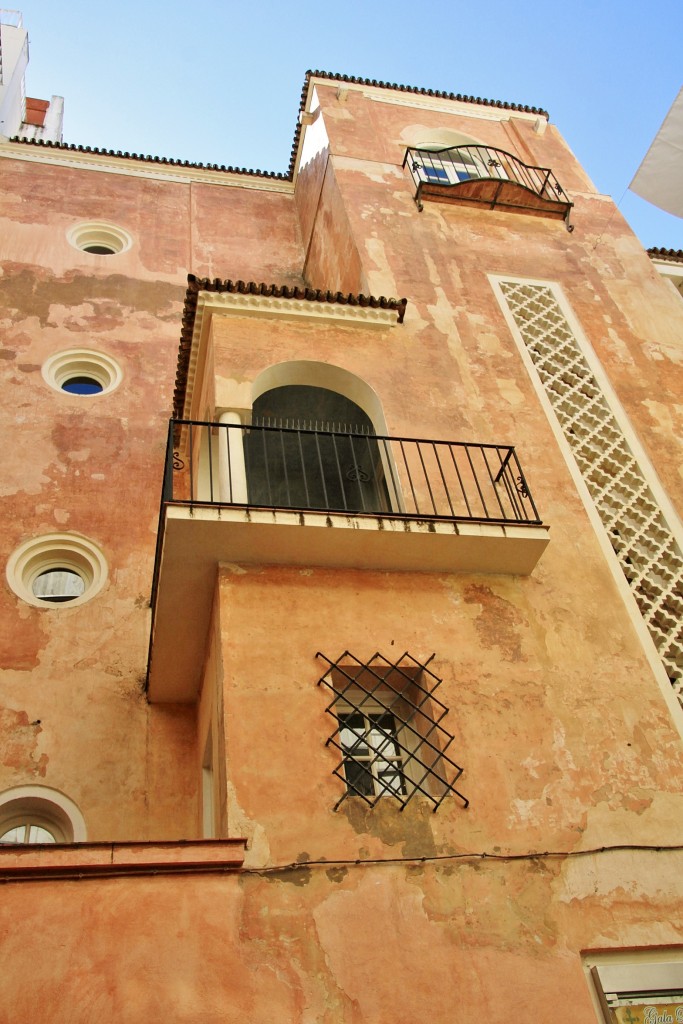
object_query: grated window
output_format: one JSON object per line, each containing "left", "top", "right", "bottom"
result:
{"left": 498, "top": 281, "right": 683, "bottom": 701}
{"left": 316, "top": 650, "right": 468, "bottom": 811}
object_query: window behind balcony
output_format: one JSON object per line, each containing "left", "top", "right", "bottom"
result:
{"left": 245, "top": 385, "right": 390, "bottom": 514}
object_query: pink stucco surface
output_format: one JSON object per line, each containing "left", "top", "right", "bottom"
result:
{"left": 0, "top": 77, "right": 682, "bottom": 1020}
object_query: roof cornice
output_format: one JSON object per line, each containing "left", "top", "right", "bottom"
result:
{"left": 4, "top": 135, "right": 293, "bottom": 187}
{"left": 174, "top": 276, "right": 407, "bottom": 419}
{"left": 648, "top": 247, "right": 683, "bottom": 264}
{"left": 299, "top": 72, "right": 549, "bottom": 118}
{"left": 3, "top": 71, "right": 549, "bottom": 183}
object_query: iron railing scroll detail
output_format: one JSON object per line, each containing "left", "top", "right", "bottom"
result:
{"left": 402, "top": 144, "right": 573, "bottom": 229}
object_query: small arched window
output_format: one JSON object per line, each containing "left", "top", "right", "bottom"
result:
{"left": 407, "top": 130, "right": 507, "bottom": 187}
{"left": 0, "top": 786, "right": 86, "bottom": 844}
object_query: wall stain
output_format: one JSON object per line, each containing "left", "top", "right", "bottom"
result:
{"left": 0, "top": 611, "right": 48, "bottom": 670}
{"left": 463, "top": 583, "right": 527, "bottom": 662}
{"left": 265, "top": 865, "right": 312, "bottom": 887}
{"left": 0, "top": 708, "right": 48, "bottom": 775}
{"left": 0, "top": 265, "right": 183, "bottom": 327}
{"left": 326, "top": 865, "right": 348, "bottom": 883}
{"left": 340, "top": 797, "right": 437, "bottom": 858}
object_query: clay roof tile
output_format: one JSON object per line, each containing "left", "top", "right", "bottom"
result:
{"left": 173, "top": 275, "right": 407, "bottom": 419}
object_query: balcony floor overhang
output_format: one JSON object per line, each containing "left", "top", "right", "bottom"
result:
{"left": 417, "top": 178, "right": 572, "bottom": 221}
{"left": 147, "top": 504, "right": 549, "bottom": 703}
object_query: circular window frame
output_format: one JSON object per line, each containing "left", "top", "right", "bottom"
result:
{"left": 7, "top": 533, "right": 108, "bottom": 609}
{"left": 42, "top": 349, "right": 122, "bottom": 397}
{"left": 67, "top": 221, "right": 132, "bottom": 255}
{"left": 0, "top": 786, "right": 86, "bottom": 843}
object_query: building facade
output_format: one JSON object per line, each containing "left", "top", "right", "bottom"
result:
{"left": 1, "top": 17, "right": 683, "bottom": 1022}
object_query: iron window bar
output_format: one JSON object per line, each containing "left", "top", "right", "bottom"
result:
{"left": 316, "top": 650, "right": 468, "bottom": 812}
{"left": 164, "top": 418, "right": 542, "bottom": 526}
{"left": 402, "top": 144, "right": 573, "bottom": 230}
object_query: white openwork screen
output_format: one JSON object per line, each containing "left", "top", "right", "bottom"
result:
{"left": 498, "top": 281, "right": 683, "bottom": 702}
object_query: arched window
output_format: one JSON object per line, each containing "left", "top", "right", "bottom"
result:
{"left": 245, "top": 384, "right": 391, "bottom": 514}
{"left": 0, "top": 786, "right": 86, "bottom": 844}
{"left": 407, "top": 129, "right": 508, "bottom": 186}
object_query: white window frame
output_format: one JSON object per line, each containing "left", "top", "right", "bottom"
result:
{"left": 0, "top": 786, "right": 86, "bottom": 844}
{"left": 337, "top": 695, "right": 410, "bottom": 799}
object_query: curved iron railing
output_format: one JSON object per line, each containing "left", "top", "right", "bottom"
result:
{"left": 403, "top": 144, "right": 572, "bottom": 226}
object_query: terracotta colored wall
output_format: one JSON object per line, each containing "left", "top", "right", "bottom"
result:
{"left": 300, "top": 158, "right": 366, "bottom": 294}
{"left": 1, "top": 78, "right": 683, "bottom": 1022}
{"left": 308, "top": 85, "right": 683, "bottom": 509}
{"left": 0, "top": 156, "right": 306, "bottom": 840}
{"left": 0, "top": 853, "right": 680, "bottom": 1022}
{"left": 217, "top": 564, "right": 683, "bottom": 864}
{"left": 0, "top": 869, "right": 611, "bottom": 1024}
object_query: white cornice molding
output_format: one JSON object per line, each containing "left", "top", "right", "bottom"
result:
{"left": 181, "top": 290, "right": 402, "bottom": 418}
{"left": 0, "top": 140, "right": 294, "bottom": 192}
{"left": 195, "top": 290, "right": 402, "bottom": 327}
{"left": 307, "top": 76, "right": 546, "bottom": 124}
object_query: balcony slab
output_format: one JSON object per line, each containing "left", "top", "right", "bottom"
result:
{"left": 147, "top": 504, "right": 549, "bottom": 702}
{"left": 418, "top": 178, "right": 571, "bottom": 221}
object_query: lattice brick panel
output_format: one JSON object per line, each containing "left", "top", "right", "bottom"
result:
{"left": 498, "top": 281, "right": 683, "bottom": 700}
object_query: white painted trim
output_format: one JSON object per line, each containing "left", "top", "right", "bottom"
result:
{"left": 67, "top": 220, "right": 132, "bottom": 255}
{"left": 0, "top": 785, "right": 87, "bottom": 842}
{"left": 6, "top": 532, "right": 109, "bottom": 609}
{"left": 306, "top": 76, "right": 546, "bottom": 124}
{"left": 490, "top": 273, "right": 683, "bottom": 739}
{"left": 0, "top": 140, "right": 294, "bottom": 192}
{"left": 651, "top": 258, "right": 683, "bottom": 299}
{"left": 195, "top": 291, "right": 401, "bottom": 327}
{"left": 182, "top": 291, "right": 401, "bottom": 420}
{"left": 583, "top": 950, "right": 683, "bottom": 1023}
{"left": 42, "top": 348, "right": 123, "bottom": 396}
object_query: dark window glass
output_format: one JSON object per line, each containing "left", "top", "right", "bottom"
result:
{"left": 246, "top": 385, "right": 390, "bottom": 513}
{"left": 339, "top": 709, "right": 406, "bottom": 797}
{"left": 61, "top": 377, "right": 103, "bottom": 395}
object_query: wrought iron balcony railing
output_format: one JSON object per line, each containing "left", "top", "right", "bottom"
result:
{"left": 403, "top": 144, "right": 573, "bottom": 229}
{"left": 147, "top": 420, "right": 547, "bottom": 699}
{"left": 162, "top": 419, "right": 541, "bottom": 525}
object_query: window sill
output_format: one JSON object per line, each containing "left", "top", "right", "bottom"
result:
{"left": 0, "top": 838, "right": 247, "bottom": 881}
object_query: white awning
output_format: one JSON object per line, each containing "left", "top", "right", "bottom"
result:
{"left": 630, "top": 86, "right": 683, "bottom": 218}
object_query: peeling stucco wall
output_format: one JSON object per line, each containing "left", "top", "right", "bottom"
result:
{"left": 1, "top": 77, "right": 683, "bottom": 1022}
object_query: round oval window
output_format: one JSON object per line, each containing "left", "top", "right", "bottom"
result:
{"left": 31, "top": 568, "right": 86, "bottom": 603}
{"left": 42, "top": 350, "right": 122, "bottom": 398}
{"left": 61, "top": 376, "right": 104, "bottom": 396}
{"left": 81, "top": 244, "right": 117, "bottom": 255}
{"left": 67, "top": 222, "right": 132, "bottom": 255}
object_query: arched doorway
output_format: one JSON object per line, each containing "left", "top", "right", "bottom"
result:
{"left": 245, "top": 384, "right": 390, "bottom": 513}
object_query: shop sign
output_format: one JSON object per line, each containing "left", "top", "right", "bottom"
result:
{"left": 612, "top": 1006, "right": 683, "bottom": 1024}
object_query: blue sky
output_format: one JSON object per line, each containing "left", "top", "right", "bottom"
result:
{"left": 15, "top": 0, "right": 683, "bottom": 250}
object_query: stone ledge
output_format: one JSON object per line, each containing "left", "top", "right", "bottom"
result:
{"left": 0, "top": 838, "right": 247, "bottom": 881}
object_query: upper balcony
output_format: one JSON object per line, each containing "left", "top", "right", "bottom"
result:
{"left": 147, "top": 419, "right": 549, "bottom": 701}
{"left": 403, "top": 144, "right": 573, "bottom": 229}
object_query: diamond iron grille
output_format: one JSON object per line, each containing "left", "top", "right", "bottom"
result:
{"left": 316, "top": 651, "right": 468, "bottom": 811}
{"left": 498, "top": 281, "right": 683, "bottom": 700}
